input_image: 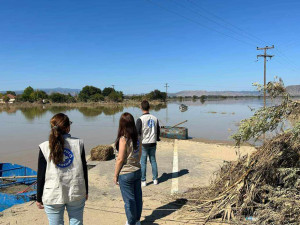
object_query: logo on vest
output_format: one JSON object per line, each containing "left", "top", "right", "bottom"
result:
{"left": 147, "top": 119, "right": 155, "bottom": 128}
{"left": 57, "top": 148, "right": 74, "bottom": 168}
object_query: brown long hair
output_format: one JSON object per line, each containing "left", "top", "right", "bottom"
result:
{"left": 49, "top": 113, "right": 71, "bottom": 165}
{"left": 115, "top": 112, "right": 138, "bottom": 151}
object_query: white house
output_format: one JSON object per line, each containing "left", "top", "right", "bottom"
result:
{"left": 0, "top": 94, "right": 16, "bottom": 104}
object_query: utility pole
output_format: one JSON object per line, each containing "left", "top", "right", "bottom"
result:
{"left": 112, "top": 85, "right": 115, "bottom": 90}
{"left": 164, "top": 83, "right": 169, "bottom": 101}
{"left": 257, "top": 45, "right": 274, "bottom": 107}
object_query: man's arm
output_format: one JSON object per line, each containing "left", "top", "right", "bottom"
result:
{"left": 157, "top": 120, "right": 161, "bottom": 141}
{"left": 136, "top": 118, "right": 142, "bottom": 138}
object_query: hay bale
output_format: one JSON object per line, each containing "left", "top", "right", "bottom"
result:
{"left": 90, "top": 145, "right": 114, "bottom": 161}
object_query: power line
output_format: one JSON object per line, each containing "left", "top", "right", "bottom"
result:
{"left": 170, "top": 0, "right": 261, "bottom": 46}
{"left": 145, "top": 0, "right": 255, "bottom": 47}
{"left": 145, "top": 0, "right": 299, "bottom": 73}
{"left": 186, "top": 0, "right": 300, "bottom": 72}
{"left": 187, "top": 0, "right": 267, "bottom": 46}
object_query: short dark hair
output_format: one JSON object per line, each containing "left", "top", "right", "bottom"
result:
{"left": 141, "top": 100, "right": 150, "bottom": 111}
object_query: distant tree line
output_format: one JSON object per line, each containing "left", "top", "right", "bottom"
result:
{"left": 3, "top": 86, "right": 124, "bottom": 103}
{"left": 129, "top": 89, "right": 167, "bottom": 102}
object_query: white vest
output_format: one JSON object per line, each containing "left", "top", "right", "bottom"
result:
{"left": 39, "top": 134, "right": 86, "bottom": 205}
{"left": 140, "top": 114, "right": 158, "bottom": 144}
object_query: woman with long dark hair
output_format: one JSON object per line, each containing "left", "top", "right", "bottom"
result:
{"left": 114, "top": 112, "right": 143, "bottom": 225}
{"left": 36, "top": 113, "right": 88, "bottom": 225}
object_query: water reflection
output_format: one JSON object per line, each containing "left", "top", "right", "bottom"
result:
{"left": 152, "top": 103, "right": 167, "bottom": 111}
{"left": 47, "top": 106, "right": 75, "bottom": 114}
{"left": 0, "top": 106, "right": 17, "bottom": 114}
{"left": 19, "top": 107, "right": 47, "bottom": 121}
{"left": 0, "top": 105, "right": 129, "bottom": 121}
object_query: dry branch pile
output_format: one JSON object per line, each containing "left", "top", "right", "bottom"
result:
{"left": 183, "top": 79, "right": 300, "bottom": 224}
{"left": 184, "top": 133, "right": 299, "bottom": 224}
{"left": 90, "top": 145, "right": 114, "bottom": 161}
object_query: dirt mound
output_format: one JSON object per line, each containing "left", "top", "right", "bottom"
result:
{"left": 183, "top": 133, "right": 300, "bottom": 224}
{"left": 90, "top": 145, "right": 114, "bottom": 161}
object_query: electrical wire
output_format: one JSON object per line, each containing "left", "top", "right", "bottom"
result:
{"left": 170, "top": 0, "right": 260, "bottom": 46}
{"left": 145, "top": 0, "right": 255, "bottom": 47}
{"left": 187, "top": 0, "right": 268, "bottom": 46}
{"left": 145, "top": 0, "right": 299, "bottom": 72}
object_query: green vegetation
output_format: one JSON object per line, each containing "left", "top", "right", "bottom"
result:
{"left": 129, "top": 89, "right": 167, "bottom": 102}
{"left": 6, "top": 91, "right": 16, "bottom": 96}
{"left": 102, "top": 87, "right": 114, "bottom": 97}
{"left": 148, "top": 89, "right": 167, "bottom": 101}
{"left": 90, "top": 93, "right": 105, "bottom": 102}
{"left": 3, "top": 95, "right": 10, "bottom": 103}
{"left": 78, "top": 86, "right": 102, "bottom": 102}
{"left": 108, "top": 91, "right": 124, "bottom": 102}
{"left": 9, "top": 85, "right": 124, "bottom": 103}
{"left": 21, "top": 86, "right": 34, "bottom": 102}
{"left": 31, "top": 90, "right": 48, "bottom": 101}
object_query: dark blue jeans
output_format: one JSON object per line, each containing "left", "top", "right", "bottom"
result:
{"left": 141, "top": 146, "right": 158, "bottom": 182}
{"left": 119, "top": 169, "right": 143, "bottom": 225}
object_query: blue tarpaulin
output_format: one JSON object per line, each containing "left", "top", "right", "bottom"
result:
{"left": 0, "top": 163, "right": 37, "bottom": 212}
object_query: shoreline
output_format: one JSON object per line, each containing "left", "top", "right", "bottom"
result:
{"left": 0, "top": 100, "right": 166, "bottom": 109}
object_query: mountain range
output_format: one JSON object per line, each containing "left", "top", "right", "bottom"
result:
{"left": 1, "top": 88, "right": 81, "bottom": 96}
{"left": 170, "top": 85, "right": 300, "bottom": 97}
{"left": 1, "top": 85, "right": 300, "bottom": 97}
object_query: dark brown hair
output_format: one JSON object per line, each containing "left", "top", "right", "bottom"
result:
{"left": 115, "top": 112, "right": 138, "bottom": 151}
{"left": 141, "top": 100, "right": 150, "bottom": 111}
{"left": 49, "top": 113, "right": 71, "bottom": 165}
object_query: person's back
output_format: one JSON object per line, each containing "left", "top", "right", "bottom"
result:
{"left": 36, "top": 113, "right": 88, "bottom": 225}
{"left": 136, "top": 100, "right": 160, "bottom": 187}
{"left": 138, "top": 113, "right": 159, "bottom": 145}
{"left": 39, "top": 135, "right": 86, "bottom": 204}
{"left": 114, "top": 112, "right": 143, "bottom": 225}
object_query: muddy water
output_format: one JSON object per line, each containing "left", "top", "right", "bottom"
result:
{"left": 0, "top": 99, "right": 265, "bottom": 168}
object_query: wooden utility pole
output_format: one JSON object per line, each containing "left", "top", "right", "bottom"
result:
{"left": 257, "top": 45, "right": 274, "bottom": 107}
{"left": 164, "top": 83, "right": 169, "bottom": 101}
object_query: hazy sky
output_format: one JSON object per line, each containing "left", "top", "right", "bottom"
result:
{"left": 0, "top": 0, "right": 299, "bottom": 94}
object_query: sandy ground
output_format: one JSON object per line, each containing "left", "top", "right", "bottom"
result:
{"left": 0, "top": 140, "right": 255, "bottom": 225}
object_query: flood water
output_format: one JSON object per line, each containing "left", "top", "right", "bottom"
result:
{"left": 0, "top": 99, "right": 273, "bottom": 168}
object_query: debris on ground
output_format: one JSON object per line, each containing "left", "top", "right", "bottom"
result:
{"left": 183, "top": 133, "right": 300, "bottom": 224}
{"left": 90, "top": 145, "right": 114, "bottom": 161}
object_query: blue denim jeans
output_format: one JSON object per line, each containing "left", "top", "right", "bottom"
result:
{"left": 119, "top": 169, "right": 143, "bottom": 225}
{"left": 44, "top": 198, "right": 85, "bottom": 225}
{"left": 141, "top": 146, "right": 158, "bottom": 181}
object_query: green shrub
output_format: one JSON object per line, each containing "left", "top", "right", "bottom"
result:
{"left": 49, "top": 93, "right": 68, "bottom": 103}
{"left": 108, "top": 91, "right": 124, "bottom": 102}
{"left": 90, "top": 93, "right": 104, "bottom": 102}
{"left": 78, "top": 86, "right": 102, "bottom": 102}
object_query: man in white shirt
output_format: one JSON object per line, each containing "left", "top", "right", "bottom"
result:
{"left": 136, "top": 100, "right": 160, "bottom": 187}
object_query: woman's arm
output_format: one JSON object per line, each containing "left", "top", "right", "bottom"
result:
{"left": 114, "top": 137, "right": 127, "bottom": 185}
{"left": 36, "top": 148, "right": 46, "bottom": 209}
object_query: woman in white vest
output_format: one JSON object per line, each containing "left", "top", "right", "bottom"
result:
{"left": 114, "top": 112, "right": 142, "bottom": 225}
{"left": 36, "top": 113, "right": 88, "bottom": 225}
